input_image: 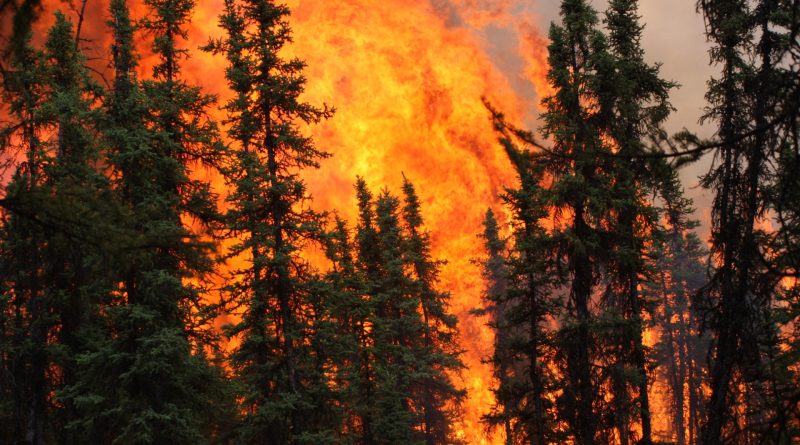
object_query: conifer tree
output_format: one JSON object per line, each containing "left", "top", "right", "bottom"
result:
{"left": 2, "top": 26, "right": 50, "bottom": 444}
{"left": 485, "top": 2, "right": 684, "bottom": 442}
{"left": 348, "top": 179, "right": 464, "bottom": 445}
{"left": 596, "top": 1, "right": 675, "bottom": 443}
{"left": 36, "top": 14, "right": 119, "bottom": 444}
{"left": 58, "top": 0, "right": 232, "bottom": 442}
{"left": 351, "top": 179, "right": 383, "bottom": 445}
{"left": 695, "top": 0, "right": 798, "bottom": 442}
{"left": 0, "top": 20, "right": 50, "bottom": 445}
{"left": 478, "top": 134, "right": 561, "bottom": 445}
{"left": 483, "top": 3, "right": 616, "bottom": 441}
{"left": 319, "top": 217, "right": 367, "bottom": 444}
{"left": 772, "top": 20, "right": 800, "bottom": 432}
{"left": 207, "top": 0, "right": 335, "bottom": 442}
{"left": 400, "top": 178, "right": 464, "bottom": 445}
{"left": 0, "top": 12, "right": 118, "bottom": 444}
{"left": 371, "top": 189, "right": 426, "bottom": 444}
{"left": 646, "top": 171, "right": 709, "bottom": 445}
{"left": 538, "top": 2, "right": 613, "bottom": 442}
{"left": 476, "top": 208, "right": 515, "bottom": 444}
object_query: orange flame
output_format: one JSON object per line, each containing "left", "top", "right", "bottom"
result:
{"left": 8, "top": 0, "right": 553, "bottom": 442}
{"left": 199, "top": 2, "right": 548, "bottom": 442}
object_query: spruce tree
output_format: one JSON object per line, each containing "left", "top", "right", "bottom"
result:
{"left": 370, "top": 189, "right": 422, "bottom": 444}
{"left": 58, "top": 0, "right": 232, "bottom": 442}
{"left": 646, "top": 170, "right": 709, "bottom": 445}
{"left": 400, "top": 178, "right": 465, "bottom": 445}
{"left": 207, "top": 0, "right": 335, "bottom": 442}
{"left": 351, "top": 179, "right": 383, "bottom": 445}
{"left": 0, "top": 22, "right": 49, "bottom": 445}
{"left": 348, "top": 179, "right": 464, "bottom": 445}
{"left": 696, "top": 0, "right": 798, "bottom": 441}
{"left": 319, "top": 217, "right": 368, "bottom": 444}
{"left": 483, "top": 3, "right": 615, "bottom": 441}
{"left": 478, "top": 133, "right": 561, "bottom": 445}
{"left": 772, "top": 16, "right": 800, "bottom": 432}
{"left": 37, "top": 14, "right": 119, "bottom": 444}
{"left": 484, "top": 2, "right": 684, "bottom": 442}
{"left": 538, "top": 2, "right": 613, "bottom": 442}
{"left": 0, "top": 12, "right": 118, "bottom": 444}
{"left": 476, "top": 208, "right": 514, "bottom": 444}
{"left": 596, "top": 1, "right": 676, "bottom": 443}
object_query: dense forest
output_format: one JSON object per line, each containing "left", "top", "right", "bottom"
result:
{"left": 0, "top": 0, "right": 798, "bottom": 444}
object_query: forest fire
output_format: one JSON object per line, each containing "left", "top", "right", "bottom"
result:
{"left": 6, "top": 0, "right": 548, "bottom": 442}
{"left": 3, "top": 0, "right": 799, "bottom": 443}
{"left": 190, "top": 1, "right": 545, "bottom": 443}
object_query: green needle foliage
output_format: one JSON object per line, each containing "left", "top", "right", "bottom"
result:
{"left": 55, "top": 0, "right": 232, "bottom": 442}
{"left": 345, "top": 179, "right": 464, "bottom": 445}
{"left": 1, "top": 0, "right": 799, "bottom": 444}
{"left": 207, "top": 0, "right": 336, "bottom": 442}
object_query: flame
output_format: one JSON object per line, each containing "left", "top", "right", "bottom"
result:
{"left": 1, "top": 0, "right": 720, "bottom": 443}
{"left": 276, "top": 3, "right": 535, "bottom": 442}
{"left": 199, "top": 2, "right": 549, "bottom": 442}
{"left": 5, "top": 0, "right": 554, "bottom": 442}
{"left": 197, "top": 1, "right": 551, "bottom": 442}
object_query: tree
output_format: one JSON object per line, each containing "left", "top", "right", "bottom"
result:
{"left": 207, "top": 0, "right": 335, "bottom": 442}
{"left": 477, "top": 128, "right": 562, "bottom": 445}
{"left": 318, "top": 216, "right": 368, "bottom": 444}
{"left": 57, "top": 0, "right": 232, "bottom": 441}
{"left": 645, "top": 171, "right": 709, "bottom": 445}
{"left": 476, "top": 208, "right": 514, "bottom": 444}
{"left": 400, "top": 178, "right": 465, "bottom": 445}
{"left": 596, "top": 1, "right": 676, "bottom": 443}
{"left": 0, "top": 12, "right": 119, "bottom": 444}
{"left": 0, "top": 18, "right": 50, "bottom": 444}
{"left": 538, "top": 2, "right": 614, "bottom": 442}
{"left": 345, "top": 179, "right": 464, "bottom": 445}
{"left": 695, "top": 0, "right": 799, "bottom": 442}
{"left": 36, "top": 13, "right": 119, "bottom": 445}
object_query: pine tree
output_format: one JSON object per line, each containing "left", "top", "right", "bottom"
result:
{"left": 206, "top": 0, "right": 335, "bottom": 442}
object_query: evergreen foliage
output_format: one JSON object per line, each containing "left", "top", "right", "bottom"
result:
{"left": 696, "top": 0, "right": 800, "bottom": 442}
{"left": 479, "top": 1, "right": 682, "bottom": 443}
{"left": 477, "top": 133, "right": 562, "bottom": 445}
{"left": 645, "top": 170, "right": 709, "bottom": 445}
{"left": 54, "top": 0, "right": 233, "bottom": 442}
{"left": 0, "top": 0, "right": 799, "bottom": 444}
{"left": 349, "top": 179, "right": 464, "bottom": 445}
{"left": 207, "top": 0, "right": 336, "bottom": 442}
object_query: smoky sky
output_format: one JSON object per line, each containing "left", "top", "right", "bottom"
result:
{"left": 436, "top": 0, "right": 719, "bottom": 234}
